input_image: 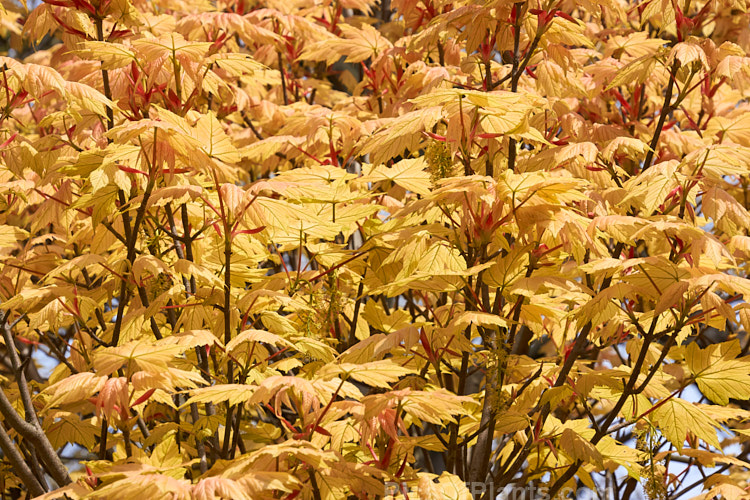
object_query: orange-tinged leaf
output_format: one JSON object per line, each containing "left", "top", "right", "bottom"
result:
{"left": 651, "top": 397, "right": 721, "bottom": 450}
{"left": 45, "top": 412, "right": 99, "bottom": 449}
{"left": 316, "top": 360, "right": 416, "bottom": 388}
{"left": 183, "top": 384, "right": 256, "bottom": 407}
{"left": 605, "top": 54, "right": 657, "bottom": 90}
{"left": 75, "top": 41, "right": 136, "bottom": 69}
{"left": 133, "top": 33, "right": 212, "bottom": 62}
{"left": 195, "top": 111, "right": 240, "bottom": 164}
{"left": 560, "top": 428, "right": 604, "bottom": 468}
{"left": 0, "top": 225, "right": 29, "bottom": 248}
{"left": 361, "top": 107, "right": 443, "bottom": 164}
{"left": 361, "top": 158, "right": 432, "bottom": 195}
{"left": 43, "top": 372, "right": 108, "bottom": 410}
{"left": 226, "top": 329, "right": 294, "bottom": 352}
{"left": 686, "top": 342, "right": 750, "bottom": 405}
{"left": 93, "top": 341, "right": 188, "bottom": 375}
{"left": 669, "top": 42, "right": 709, "bottom": 70}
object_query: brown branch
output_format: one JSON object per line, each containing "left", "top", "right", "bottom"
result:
{"left": 0, "top": 388, "right": 70, "bottom": 486}
{"left": 347, "top": 279, "right": 365, "bottom": 350}
{"left": 546, "top": 320, "right": 682, "bottom": 498}
{"left": 95, "top": 18, "right": 114, "bottom": 131}
{"left": 0, "top": 313, "right": 39, "bottom": 428}
{"left": 278, "top": 51, "right": 289, "bottom": 106}
{"left": 98, "top": 417, "right": 109, "bottom": 460}
{"left": 0, "top": 422, "right": 46, "bottom": 496}
{"left": 0, "top": 312, "right": 71, "bottom": 487}
{"left": 491, "top": 242, "right": 626, "bottom": 492}
{"left": 504, "top": 4, "right": 544, "bottom": 172}
{"left": 190, "top": 403, "right": 208, "bottom": 474}
{"left": 642, "top": 61, "right": 679, "bottom": 172}
{"left": 19, "top": 440, "right": 47, "bottom": 491}
{"left": 111, "top": 131, "right": 159, "bottom": 346}
{"left": 173, "top": 206, "right": 220, "bottom": 462}
{"left": 241, "top": 113, "right": 265, "bottom": 141}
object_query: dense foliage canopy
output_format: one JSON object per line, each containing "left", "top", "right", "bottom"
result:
{"left": 3, "top": 0, "right": 750, "bottom": 498}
